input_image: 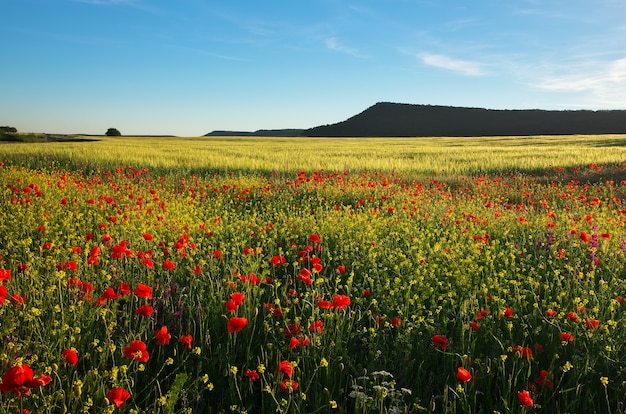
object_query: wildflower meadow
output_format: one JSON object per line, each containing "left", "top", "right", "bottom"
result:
{"left": 1, "top": 135, "right": 626, "bottom": 413}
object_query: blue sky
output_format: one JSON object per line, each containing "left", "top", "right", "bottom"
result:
{"left": 2, "top": 0, "right": 626, "bottom": 136}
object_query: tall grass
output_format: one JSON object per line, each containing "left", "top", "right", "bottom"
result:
{"left": 1, "top": 135, "right": 626, "bottom": 176}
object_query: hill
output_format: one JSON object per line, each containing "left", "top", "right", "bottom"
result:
{"left": 205, "top": 129, "right": 304, "bottom": 137}
{"left": 303, "top": 102, "right": 626, "bottom": 137}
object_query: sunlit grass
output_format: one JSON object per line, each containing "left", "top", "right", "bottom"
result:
{"left": 1, "top": 134, "right": 626, "bottom": 176}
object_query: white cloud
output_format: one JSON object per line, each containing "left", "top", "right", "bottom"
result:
{"left": 325, "top": 37, "right": 362, "bottom": 57}
{"left": 418, "top": 52, "right": 487, "bottom": 76}
{"left": 533, "top": 57, "right": 626, "bottom": 106}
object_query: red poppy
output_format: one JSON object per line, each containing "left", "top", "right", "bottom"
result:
{"left": 0, "top": 363, "right": 51, "bottom": 396}
{"left": 297, "top": 268, "right": 312, "bottom": 285}
{"left": 456, "top": 367, "right": 472, "bottom": 382}
{"left": 62, "top": 349, "right": 79, "bottom": 366}
{"left": 431, "top": 335, "right": 449, "bottom": 351}
{"left": 225, "top": 300, "right": 238, "bottom": 313}
{"left": 503, "top": 307, "right": 514, "bottom": 317}
{"left": 534, "top": 370, "right": 554, "bottom": 388}
{"left": 163, "top": 259, "right": 176, "bottom": 270}
{"left": 106, "top": 387, "right": 131, "bottom": 408}
{"left": 102, "top": 287, "right": 121, "bottom": 300}
{"left": 278, "top": 360, "right": 293, "bottom": 378}
{"left": 230, "top": 292, "right": 245, "bottom": 305}
{"left": 123, "top": 340, "right": 149, "bottom": 362}
{"left": 270, "top": 255, "right": 287, "bottom": 266}
{"left": 118, "top": 282, "right": 130, "bottom": 295}
{"left": 567, "top": 311, "right": 578, "bottom": 322}
{"left": 580, "top": 231, "right": 589, "bottom": 243}
{"left": 0, "top": 285, "right": 6, "bottom": 305}
{"left": 333, "top": 294, "right": 351, "bottom": 310}
{"left": 280, "top": 379, "right": 299, "bottom": 393}
{"left": 10, "top": 293, "right": 25, "bottom": 306}
{"left": 155, "top": 326, "right": 171, "bottom": 345}
{"left": 227, "top": 317, "right": 248, "bottom": 333}
{"left": 309, "top": 233, "right": 321, "bottom": 243}
{"left": 133, "top": 283, "right": 153, "bottom": 299}
{"left": 518, "top": 390, "right": 534, "bottom": 407}
{"left": 309, "top": 320, "right": 324, "bottom": 333}
{"left": 135, "top": 305, "right": 153, "bottom": 316}
{"left": 544, "top": 309, "right": 557, "bottom": 317}
{"left": 283, "top": 323, "right": 302, "bottom": 337}
{"left": 0, "top": 268, "right": 11, "bottom": 282}
{"left": 585, "top": 318, "right": 599, "bottom": 329}
{"left": 560, "top": 331, "right": 574, "bottom": 342}
{"left": 317, "top": 299, "right": 334, "bottom": 309}
{"left": 391, "top": 317, "right": 401, "bottom": 327}
{"left": 469, "top": 321, "right": 480, "bottom": 330}
{"left": 179, "top": 334, "right": 193, "bottom": 350}
{"left": 245, "top": 369, "right": 259, "bottom": 381}
{"left": 512, "top": 345, "right": 533, "bottom": 359}
{"left": 336, "top": 265, "right": 346, "bottom": 274}
{"left": 142, "top": 233, "right": 153, "bottom": 241}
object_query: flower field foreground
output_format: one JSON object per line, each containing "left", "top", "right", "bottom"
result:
{"left": 1, "top": 162, "right": 626, "bottom": 413}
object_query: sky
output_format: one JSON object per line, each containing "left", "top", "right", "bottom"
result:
{"left": 2, "top": 0, "right": 626, "bottom": 136}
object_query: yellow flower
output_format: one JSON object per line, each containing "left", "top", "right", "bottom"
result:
{"left": 320, "top": 358, "right": 329, "bottom": 368}
{"left": 192, "top": 347, "right": 201, "bottom": 355}
{"left": 158, "top": 396, "right": 167, "bottom": 406}
{"left": 330, "top": 400, "right": 338, "bottom": 409}
{"left": 562, "top": 361, "right": 573, "bottom": 372}
{"left": 230, "top": 365, "right": 238, "bottom": 375}
{"left": 257, "top": 364, "right": 266, "bottom": 374}
{"left": 165, "top": 357, "right": 174, "bottom": 366}
{"left": 600, "top": 377, "right": 609, "bottom": 387}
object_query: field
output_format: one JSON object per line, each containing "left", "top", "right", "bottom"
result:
{"left": 1, "top": 135, "right": 626, "bottom": 413}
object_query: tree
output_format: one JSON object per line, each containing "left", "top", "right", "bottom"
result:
{"left": 105, "top": 128, "right": 121, "bottom": 136}
{"left": 0, "top": 126, "right": 17, "bottom": 133}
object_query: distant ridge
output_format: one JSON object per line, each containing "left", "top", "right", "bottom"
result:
{"left": 303, "top": 102, "right": 626, "bottom": 137}
{"left": 205, "top": 129, "right": 304, "bottom": 137}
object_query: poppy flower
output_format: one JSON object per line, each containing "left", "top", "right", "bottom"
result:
{"left": 333, "top": 294, "right": 351, "bottom": 310}
{"left": 179, "top": 334, "right": 193, "bottom": 350}
{"left": 309, "top": 320, "right": 324, "bottom": 333}
{"left": 280, "top": 379, "right": 299, "bottom": 393}
{"left": 245, "top": 369, "right": 259, "bottom": 381}
{"left": 0, "top": 268, "right": 10, "bottom": 282}
{"left": 0, "top": 285, "right": 6, "bottom": 305}
{"left": 10, "top": 293, "right": 25, "bottom": 306}
{"left": 270, "top": 255, "right": 287, "bottom": 266}
{"left": 62, "top": 349, "right": 79, "bottom": 366}
{"left": 230, "top": 292, "right": 245, "bottom": 305}
{"left": 512, "top": 345, "right": 533, "bottom": 359}
{"left": 106, "top": 387, "right": 131, "bottom": 408}
{"left": 431, "top": 335, "right": 449, "bottom": 351}
{"left": 133, "top": 283, "right": 153, "bottom": 299}
{"left": 278, "top": 360, "right": 293, "bottom": 378}
{"left": 503, "top": 307, "right": 514, "bottom": 317}
{"left": 225, "top": 300, "right": 238, "bottom": 313}
{"left": 336, "top": 265, "right": 346, "bottom": 274}
{"left": 567, "top": 311, "right": 578, "bottom": 322}
{"left": 118, "top": 282, "right": 130, "bottom": 295}
{"left": 297, "top": 268, "right": 312, "bottom": 285}
{"left": 518, "top": 390, "right": 534, "bottom": 407}
{"left": 545, "top": 309, "right": 557, "bottom": 317}
{"left": 309, "top": 233, "right": 321, "bottom": 243}
{"left": 123, "top": 340, "right": 149, "bottom": 362}
{"left": 163, "top": 259, "right": 176, "bottom": 270}
{"left": 155, "top": 326, "right": 171, "bottom": 345}
{"left": 560, "top": 331, "right": 574, "bottom": 342}
{"left": 469, "top": 321, "right": 480, "bottom": 330}
{"left": 585, "top": 318, "right": 599, "bottom": 330}
{"left": 102, "top": 287, "right": 120, "bottom": 300}
{"left": 0, "top": 363, "right": 51, "bottom": 396}
{"left": 456, "top": 367, "right": 472, "bottom": 382}
{"left": 227, "top": 317, "right": 248, "bottom": 333}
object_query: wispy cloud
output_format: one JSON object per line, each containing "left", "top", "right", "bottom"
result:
{"left": 532, "top": 57, "right": 626, "bottom": 107}
{"left": 325, "top": 36, "right": 363, "bottom": 58}
{"left": 418, "top": 52, "right": 487, "bottom": 76}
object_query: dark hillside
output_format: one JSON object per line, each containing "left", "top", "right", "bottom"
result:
{"left": 304, "top": 102, "right": 626, "bottom": 137}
